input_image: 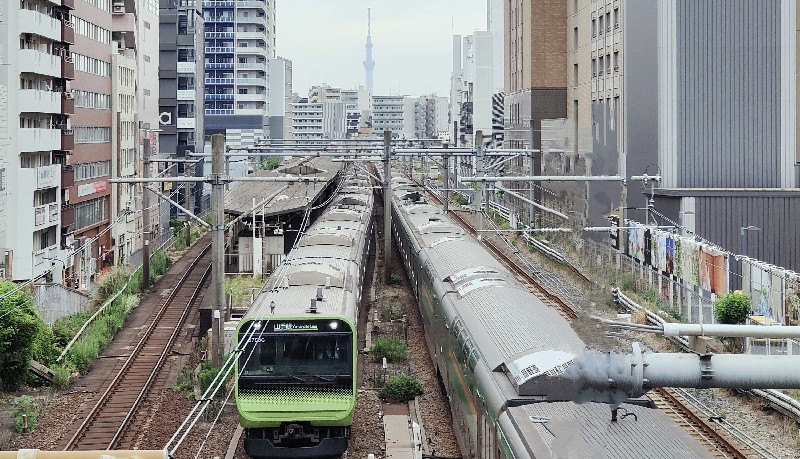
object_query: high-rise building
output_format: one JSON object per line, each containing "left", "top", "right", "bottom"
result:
{"left": 0, "top": 0, "right": 75, "bottom": 282}
{"left": 159, "top": 0, "right": 205, "bottom": 219}
{"left": 203, "top": 0, "right": 275, "bottom": 144}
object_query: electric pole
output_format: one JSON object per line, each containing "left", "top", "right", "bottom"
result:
{"left": 383, "top": 130, "right": 392, "bottom": 285}
{"left": 141, "top": 137, "right": 151, "bottom": 293}
{"left": 211, "top": 134, "right": 225, "bottom": 366}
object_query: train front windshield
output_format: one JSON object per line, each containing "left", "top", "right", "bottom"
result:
{"left": 239, "top": 321, "right": 353, "bottom": 387}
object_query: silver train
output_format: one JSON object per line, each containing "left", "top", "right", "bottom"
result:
{"left": 389, "top": 176, "right": 714, "bottom": 458}
{"left": 235, "top": 169, "right": 374, "bottom": 458}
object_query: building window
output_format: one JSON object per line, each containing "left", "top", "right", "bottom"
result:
{"left": 74, "top": 127, "right": 112, "bottom": 143}
{"left": 614, "top": 51, "right": 620, "bottom": 71}
{"left": 74, "top": 160, "right": 111, "bottom": 181}
{"left": 598, "top": 16, "right": 603, "bottom": 35}
{"left": 591, "top": 19, "right": 596, "bottom": 38}
{"left": 178, "top": 76, "right": 195, "bottom": 90}
{"left": 574, "top": 64, "right": 578, "bottom": 87}
{"left": 606, "top": 12, "right": 611, "bottom": 32}
{"left": 573, "top": 27, "right": 578, "bottom": 49}
{"left": 614, "top": 8, "right": 620, "bottom": 28}
{"left": 74, "top": 197, "right": 108, "bottom": 230}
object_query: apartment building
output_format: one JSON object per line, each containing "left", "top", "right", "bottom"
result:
{"left": 0, "top": 0, "right": 75, "bottom": 282}
{"left": 402, "top": 95, "right": 450, "bottom": 140}
{"left": 372, "top": 95, "right": 404, "bottom": 137}
{"left": 341, "top": 88, "right": 371, "bottom": 138}
{"left": 203, "top": 0, "right": 275, "bottom": 143}
{"left": 290, "top": 101, "right": 346, "bottom": 140}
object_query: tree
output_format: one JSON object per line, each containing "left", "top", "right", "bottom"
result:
{"left": 259, "top": 158, "right": 280, "bottom": 171}
{"left": 0, "top": 281, "right": 55, "bottom": 390}
{"left": 714, "top": 290, "right": 751, "bottom": 324}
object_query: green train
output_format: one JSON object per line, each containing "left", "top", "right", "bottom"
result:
{"left": 235, "top": 173, "right": 373, "bottom": 458}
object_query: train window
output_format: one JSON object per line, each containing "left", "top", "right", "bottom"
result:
{"left": 467, "top": 348, "right": 478, "bottom": 370}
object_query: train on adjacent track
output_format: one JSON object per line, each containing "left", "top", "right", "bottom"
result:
{"left": 388, "top": 176, "right": 715, "bottom": 458}
{"left": 234, "top": 168, "right": 374, "bottom": 458}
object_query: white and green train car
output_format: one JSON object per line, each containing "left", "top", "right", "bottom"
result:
{"left": 236, "top": 174, "right": 374, "bottom": 459}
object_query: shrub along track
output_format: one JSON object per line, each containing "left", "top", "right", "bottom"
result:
{"left": 59, "top": 234, "right": 212, "bottom": 451}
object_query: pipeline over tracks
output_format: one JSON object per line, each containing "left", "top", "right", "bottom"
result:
{"left": 63, "top": 237, "right": 212, "bottom": 451}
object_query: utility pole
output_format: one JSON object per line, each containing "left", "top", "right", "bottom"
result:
{"left": 211, "top": 134, "right": 225, "bottom": 367}
{"left": 383, "top": 130, "right": 392, "bottom": 285}
{"left": 442, "top": 142, "right": 450, "bottom": 213}
{"left": 141, "top": 137, "right": 151, "bottom": 293}
{"left": 184, "top": 160, "right": 193, "bottom": 247}
{"left": 475, "top": 130, "right": 485, "bottom": 240}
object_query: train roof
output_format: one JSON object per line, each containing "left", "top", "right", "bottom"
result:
{"left": 243, "top": 170, "right": 373, "bottom": 322}
{"left": 391, "top": 180, "right": 586, "bottom": 371}
{"left": 503, "top": 402, "right": 713, "bottom": 458}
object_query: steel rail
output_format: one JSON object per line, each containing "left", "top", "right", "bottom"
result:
{"left": 64, "top": 242, "right": 212, "bottom": 450}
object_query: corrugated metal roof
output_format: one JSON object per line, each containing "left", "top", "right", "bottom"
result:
{"left": 225, "top": 157, "right": 341, "bottom": 216}
{"left": 507, "top": 403, "right": 713, "bottom": 458}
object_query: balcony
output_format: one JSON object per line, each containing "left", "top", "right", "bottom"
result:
{"left": 237, "top": 93, "right": 265, "bottom": 102}
{"left": 235, "top": 31, "right": 265, "bottom": 40}
{"left": 19, "top": 9, "right": 61, "bottom": 42}
{"left": 18, "top": 49, "right": 61, "bottom": 78}
{"left": 205, "top": 46, "right": 235, "bottom": 54}
{"left": 60, "top": 207, "right": 74, "bottom": 229}
{"left": 206, "top": 62, "right": 233, "bottom": 70}
{"left": 177, "top": 62, "right": 197, "bottom": 73}
{"left": 62, "top": 0, "right": 75, "bottom": 9}
{"left": 235, "top": 108, "right": 265, "bottom": 116}
{"left": 62, "top": 58, "right": 74, "bottom": 79}
{"left": 62, "top": 93, "right": 75, "bottom": 114}
{"left": 237, "top": 61, "right": 266, "bottom": 71}
{"left": 205, "top": 77, "right": 234, "bottom": 85}
{"left": 205, "top": 31, "right": 234, "bottom": 38}
{"left": 61, "top": 130, "right": 75, "bottom": 150}
{"left": 236, "top": 77, "right": 266, "bottom": 86}
{"left": 112, "top": 12, "right": 135, "bottom": 34}
{"left": 19, "top": 128, "right": 61, "bottom": 152}
{"left": 61, "top": 21, "right": 75, "bottom": 44}
{"left": 18, "top": 89, "right": 62, "bottom": 114}
{"left": 177, "top": 118, "right": 196, "bottom": 129}
{"left": 205, "top": 15, "right": 234, "bottom": 23}
{"left": 205, "top": 108, "right": 234, "bottom": 115}
{"left": 61, "top": 167, "right": 75, "bottom": 189}
{"left": 237, "top": 15, "right": 267, "bottom": 26}
{"left": 203, "top": 0, "right": 234, "bottom": 7}
{"left": 177, "top": 89, "right": 196, "bottom": 100}
{"left": 205, "top": 93, "right": 234, "bottom": 100}
{"left": 237, "top": 0, "right": 266, "bottom": 8}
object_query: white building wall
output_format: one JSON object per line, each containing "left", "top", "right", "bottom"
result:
{"left": 473, "top": 31, "right": 494, "bottom": 140}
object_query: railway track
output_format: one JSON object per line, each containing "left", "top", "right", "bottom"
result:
{"left": 63, "top": 241, "right": 212, "bottom": 451}
{"left": 418, "top": 181, "right": 753, "bottom": 458}
{"left": 649, "top": 388, "right": 747, "bottom": 459}
{"left": 423, "top": 189, "right": 579, "bottom": 320}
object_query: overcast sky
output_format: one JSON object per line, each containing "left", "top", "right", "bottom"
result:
{"left": 276, "top": 0, "right": 487, "bottom": 98}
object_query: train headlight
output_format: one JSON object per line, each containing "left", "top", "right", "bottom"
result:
{"left": 329, "top": 321, "right": 339, "bottom": 330}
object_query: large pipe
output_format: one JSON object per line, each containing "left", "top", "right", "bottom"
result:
{"left": 518, "top": 346, "right": 800, "bottom": 404}
{"left": 662, "top": 322, "right": 800, "bottom": 339}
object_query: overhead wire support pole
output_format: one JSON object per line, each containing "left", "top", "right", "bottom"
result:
{"left": 141, "top": 137, "right": 151, "bottom": 294}
{"left": 383, "top": 130, "right": 392, "bottom": 285}
{"left": 461, "top": 175, "right": 625, "bottom": 182}
{"left": 443, "top": 143, "right": 450, "bottom": 213}
{"left": 211, "top": 134, "right": 225, "bottom": 367}
{"left": 475, "top": 130, "right": 485, "bottom": 240}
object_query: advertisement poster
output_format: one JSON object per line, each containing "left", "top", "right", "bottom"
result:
{"left": 786, "top": 277, "right": 800, "bottom": 325}
{"left": 643, "top": 229, "right": 652, "bottom": 266}
{"left": 699, "top": 247, "right": 727, "bottom": 295}
{"left": 664, "top": 235, "right": 675, "bottom": 276}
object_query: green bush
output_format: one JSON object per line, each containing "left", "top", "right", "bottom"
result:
{"left": 51, "top": 363, "right": 75, "bottom": 389}
{"left": 173, "top": 367, "right": 194, "bottom": 393}
{"left": 378, "top": 374, "right": 423, "bottom": 402}
{"left": 619, "top": 273, "right": 637, "bottom": 292}
{"left": 52, "top": 311, "right": 94, "bottom": 348}
{"left": 259, "top": 158, "right": 281, "bottom": 171}
{"left": 198, "top": 359, "right": 224, "bottom": 394}
{"left": 389, "top": 274, "right": 403, "bottom": 286}
{"left": 453, "top": 194, "right": 468, "bottom": 206}
{"left": 714, "top": 291, "right": 751, "bottom": 324}
{"left": 371, "top": 336, "right": 407, "bottom": 362}
{"left": 10, "top": 396, "right": 39, "bottom": 432}
{"left": 0, "top": 281, "right": 51, "bottom": 390}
